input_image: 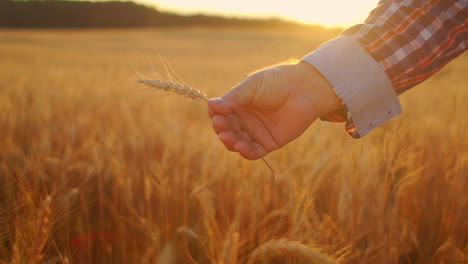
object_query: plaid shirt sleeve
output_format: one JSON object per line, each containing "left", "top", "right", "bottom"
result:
{"left": 305, "top": 0, "right": 467, "bottom": 138}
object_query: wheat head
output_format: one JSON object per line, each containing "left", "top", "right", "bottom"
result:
{"left": 247, "top": 239, "right": 337, "bottom": 264}
{"left": 137, "top": 79, "right": 208, "bottom": 101}
{"left": 28, "top": 196, "right": 52, "bottom": 264}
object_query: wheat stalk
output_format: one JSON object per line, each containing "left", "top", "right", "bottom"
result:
{"left": 247, "top": 239, "right": 337, "bottom": 264}
{"left": 61, "top": 256, "right": 70, "bottom": 264}
{"left": 220, "top": 228, "right": 240, "bottom": 264}
{"left": 10, "top": 243, "right": 20, "bottom": 264}
{"left": 137, "top": 79, "right": 279, "bottom": 179}
{"left": 156, "top": 243, "right": 175, "bottom": 264}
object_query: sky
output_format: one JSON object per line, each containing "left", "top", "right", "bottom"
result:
{"left": 137, "top": 0, "right": 380, "bottom": 27}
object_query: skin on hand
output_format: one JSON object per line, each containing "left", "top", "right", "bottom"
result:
{"left": 207, "top": 61, "right": 340, "bottom": 160}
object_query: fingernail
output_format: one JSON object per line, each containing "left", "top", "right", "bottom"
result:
{"left": 208, "top": 97, "right": 224, "bottom": 104}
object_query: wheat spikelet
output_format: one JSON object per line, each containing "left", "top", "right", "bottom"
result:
{"left": 28, "top": 196, "right": 52, "bottom": 264}
{"left": 247, "top": 239, "right": 337, "bottom": 264}
{"left": 137, "top": 79, "right": 208, "bottom": 101}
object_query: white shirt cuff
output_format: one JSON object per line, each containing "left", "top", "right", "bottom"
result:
{"left": 301, "top": 35, "right": 402, "bottom": 137}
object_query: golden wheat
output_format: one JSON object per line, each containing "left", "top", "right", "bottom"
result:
{"left": 10, "top": 243, "right": 20, "bottom": 264}
{"left": 176, "top": 226, "right": 199, "bottom": 242}
{"left": 60, "top": 256, "right": 70, "bottom": 264}
{"left": 156, "top": 243, "right": 175, "bottom": 264}
{"left": 1, "top": 29, "right": 466, "bottom": 263}
{"left": 220, "top": 227, "right": 240, "bottom": 264}
{"left": 247, "top": 239, "right": 338, "bottom": 264}
{"left": 137, "top": 79, "right": 208, "bottom": 101}
{"left": 28, "top": 196, "right": 52, "bottom": 264}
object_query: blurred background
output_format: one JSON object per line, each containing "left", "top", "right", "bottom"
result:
{"left": 0, "top": 0, "right": 378, "bottom": 28}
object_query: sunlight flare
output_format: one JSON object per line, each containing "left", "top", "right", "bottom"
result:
{"left": 139, "top": 0, "right": 379, "bottom": 27}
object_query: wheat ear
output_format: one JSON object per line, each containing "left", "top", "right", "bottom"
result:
{"left": 137, "top": 79, "right": 278, "bottom": 178}
{"left": 247, "top": 239, "right": 337, "bottom": 264}
{"left": 28, "top": 196, "right": 52, "bottom": 264}
{"left": 138, "top": 79, "right": 208, "bottom": 101}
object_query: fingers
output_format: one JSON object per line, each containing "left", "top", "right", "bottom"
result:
{"left": 209, "top": 112, "right": 274, "bottom": 160}
{"left": 235, "top": 111, "right": 281, "bottom": 152}
{"left": 211, "top": 114, "right": 241, "bottom": 134}
{"left": 207, "top": 107, "right": 215, "bottom": 119}
{"left": 233, "top": 140, "right": 269, "bottom": 160}
{"left": 207, "top": 74, "right": 266, "bottom": 159}
{"left": 218, "top": 131, "right": 238, "bottom": 151}
{"left": 212, "top": 115, "right": 226, "bottom": 134}
{"left": 219, "top": 130, "right": 268, "bottom": 160}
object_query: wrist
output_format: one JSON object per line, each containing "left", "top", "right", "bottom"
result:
{"left": 295, "top": 61, "right": 341, "bottom": 116}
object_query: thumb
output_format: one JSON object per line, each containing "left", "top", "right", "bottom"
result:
{"left": 208, "top": 76, "right": 257, "bottom": 115}
{"left": 207, "top": 97, "right": 235, "bottom": 116}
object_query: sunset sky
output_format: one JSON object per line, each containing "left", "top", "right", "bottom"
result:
{"left": 137, "top": 0, "right": 380, "bottom": 27}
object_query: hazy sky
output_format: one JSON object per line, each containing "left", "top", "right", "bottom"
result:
{"left": 137, "top": 0, "right": 380, "bottom": 27}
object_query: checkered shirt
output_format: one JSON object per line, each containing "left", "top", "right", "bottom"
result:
{"left": 322, "top": 0, "right": 467, "bottom": 138}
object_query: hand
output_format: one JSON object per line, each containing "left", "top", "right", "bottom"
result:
{"left": 207, "top": 61, "right": 340, "bottom": 160}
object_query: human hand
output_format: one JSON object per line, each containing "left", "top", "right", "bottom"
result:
{"left": 207, "top": 61, "right": 340, "bottom": 160}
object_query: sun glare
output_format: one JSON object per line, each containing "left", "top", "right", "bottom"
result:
{"left": 139, "top": 0, "right": 379, "bottom": 27}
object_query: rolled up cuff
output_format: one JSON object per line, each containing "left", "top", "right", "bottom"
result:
{"left": 301, "top": 35, "right": 402, "bottom": 137}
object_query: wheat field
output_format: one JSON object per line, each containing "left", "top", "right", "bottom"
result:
{"left": 0, "top": 28, "right": 466, "bottom": 264}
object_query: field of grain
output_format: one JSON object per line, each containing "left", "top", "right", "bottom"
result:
{"left": 0, "top": 28, "right": 466, "bottom": 264}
